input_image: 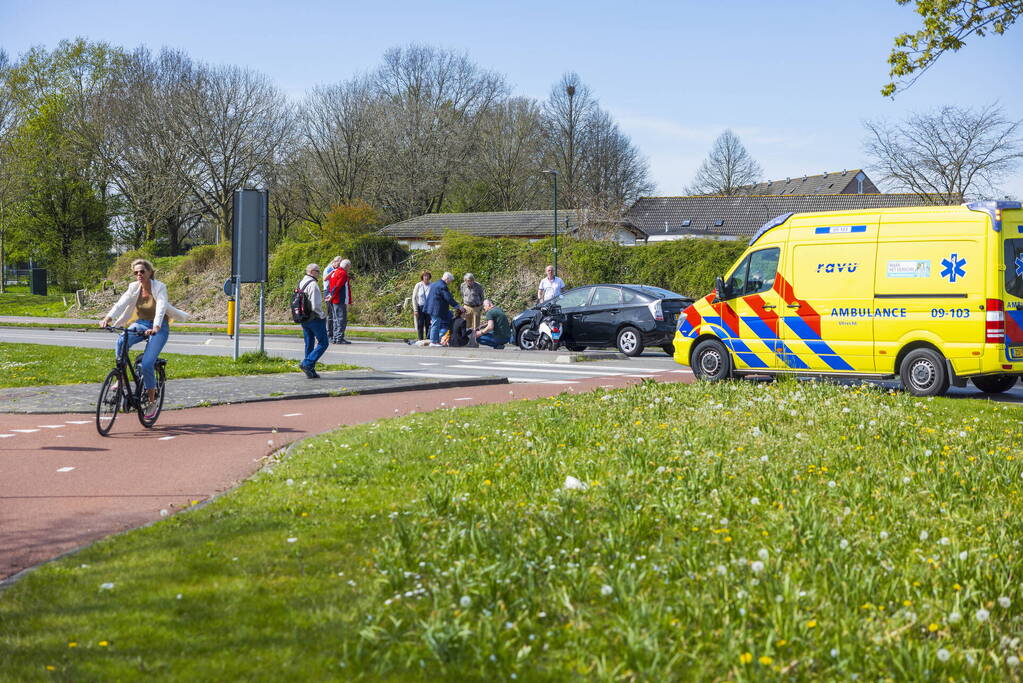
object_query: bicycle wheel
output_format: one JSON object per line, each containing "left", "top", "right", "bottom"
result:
{"left": 96, "top": 370, "right": 121, "bottom": 436}
{"left": 136, "top": 361, "right": 166, "bottom": 428}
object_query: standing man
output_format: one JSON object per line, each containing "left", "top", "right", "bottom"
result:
{"left": 475, "top": 299, "right": 511, "bottom": 349}
{"left": 537, "top": 264, "right": 565, "bottom": 303}
{"left": 460, "top": 273, "right": 484, "bottom": 330}
{"left": 298, "top": 263, "right": 329, "bottom": 378}
{"left": 323, "top": 256, "right": 341, "bottom": 340}
{"left": 326, "top": 258, "right": 353, "bottom": 344}
{"left": 425, "top": 271, "right": 461, "bottom": 344}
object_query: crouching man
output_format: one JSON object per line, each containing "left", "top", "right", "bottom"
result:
{"left": 475, "top": 299, "right": 511, "bottom": 349}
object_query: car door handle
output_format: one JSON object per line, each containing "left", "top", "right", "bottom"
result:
{"left": 761, "top": 304, "right": 776, "bottom": 310}
{"left": 610, "top": 309, "right": 619, "bottom": 314}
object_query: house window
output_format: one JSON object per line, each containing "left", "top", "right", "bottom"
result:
{"left": 681, "top": 220, "right": 691, "bottom": 227}
{"left": 714, "top": 219, "right": 725, "bottom": 227}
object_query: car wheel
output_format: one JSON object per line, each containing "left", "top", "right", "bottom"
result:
{"left": 971, "top": 374, "right": 1017, "bottom": 393}
{"left": 517, "top": 326, "right": 537, "bottom": 351}
{"left": 616, "top": 326, "right": 644, "bottom": 357}
{"left": 661, "top": 344, "right": 675, "bottom": 356}
{"left": 899, "top": 348, "right": 950, "bottom": 397}
{"left": 692, "top": 338, "right": 731, "bottom": 381}
{"left": 566, "top": 344, "right": 586, "bottom": 352}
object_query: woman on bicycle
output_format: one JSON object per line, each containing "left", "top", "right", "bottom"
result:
{"left": 100, "top": 258, "right": 189, "bottom": 402}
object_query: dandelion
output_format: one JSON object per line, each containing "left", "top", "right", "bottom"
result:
{"left": 999, "top": 596, "right": 1011, "bottom": 609}
{"left": 758, "top": 548, "right": 769, "bottom": 561}
{"left": 563, "top": 476, "right": 588, "bottom": 491}
{"left": 959, "top": 551, "right": 968, "bottom": 561}
{"left": 716, "top": 564, "right": 728, "bottom": 576}
{"left": 600, "top": 584, "right": 613, "bottom": 596}
{"left": 1008, "top": 656, "right": 1021, "bottom": 668}
{"left": 750, "top": 496, "right": 760, "bottom": 505}
{"left": 975, "top": 608, "right": 990, "bottom": 622}
{"left": 286, "top": 478, "right": 294, "bottom": 486}
{"left": 937, "top": 648, "right": 951, "bottom": 662}
{"left": 928, "top": 623, "right": 939, "bottom": 632}
{"left": 830, "top": 648, "right": 839, "bottom": 658}
{"left": 459, "top": 596, "right": 472, "bottom": 608}
{"left": 920, "top": 530, "right": 929, "bottom": 541}
{"left": 903, "top": 476, "right": 911, "bottom": 484}
{"left": 806, "top": 619, "right": 817, "bottom": 629}
{"left": 751, "top": 561, "right": 765, "bottom": 573}
{"left": 879, "top": 531, "right": 889, "bottom": 540}
{"left": 828, "top": 480, "right": 837, "bottom": 488}
{"left": 758, "top": 655, "right": 773, "bottom": 665}
{"left": 98, "top": 641, "right": 109, "bottom": 647}
{"left": 839, "top": 539, "right": 849, "bottom": 550}
{"left": 948, "top": 611, "right": 962, "bottom": 623}
{"left": 739, "top": 652, "right": 753, "bottom": 664}
{"left": 939, "top": 537, "right": 950, "bottom": 546}
{"left": 287, "top": 537, "right": 298, "bottom": 543}
{"left": 760, "top": 455, "right": 769, "bottom": 463}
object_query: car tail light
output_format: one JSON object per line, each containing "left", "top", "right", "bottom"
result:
{"left": 986, "top": 298, "right": 1005, "bottom": 344}
{"left": 648, "top": 299, "right": 664, "bottom": 321}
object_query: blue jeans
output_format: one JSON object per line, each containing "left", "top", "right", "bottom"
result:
{"left": 301, "top": 316, "right": 329, "bottom": 368}
{"left": 477, "top": 332, "right": 509, "bottom": 349}
{"left": 429, "top": 316, "right": 450, "bottom": 344}
{"left": 116, "top": 320, "right": 169, "bottom": 390}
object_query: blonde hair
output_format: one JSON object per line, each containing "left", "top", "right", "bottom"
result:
{"left": 131, "top": 258, "right": 155, "bottom": 277}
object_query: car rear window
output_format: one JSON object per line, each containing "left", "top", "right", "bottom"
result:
{"left": 629, "top": 286, "right": 682, "bottom": 300}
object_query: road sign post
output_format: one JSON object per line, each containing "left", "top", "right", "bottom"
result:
{"left": 231, "top": 189, "right": 269, "bottom": 360}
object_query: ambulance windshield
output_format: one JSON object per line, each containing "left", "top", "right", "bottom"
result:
{"left": 1006, "top": 239, "right": 1023, "bottom": 299}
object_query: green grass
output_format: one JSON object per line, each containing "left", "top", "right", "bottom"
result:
{"left": 0, "top": 291, "right": 71, "bottom": 316}
{"left": 1, "top": 321, "right": 409, "bottom": 342}
{"left": 0, "top": 343, "right": 361, "bottom": 388}
{"left": 2, "top": 379, "right": 1022, "bottom": 680}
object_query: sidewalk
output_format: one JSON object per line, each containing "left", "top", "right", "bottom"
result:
{"left": 0, "top": 369, "right": 507, "bottom": 414}
{"left": 0, "top": 314, "right": 414, "bottom": 334}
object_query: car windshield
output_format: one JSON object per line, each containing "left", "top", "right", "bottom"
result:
{"left": 552, "top": 287, "right": 591, "bottom": 308}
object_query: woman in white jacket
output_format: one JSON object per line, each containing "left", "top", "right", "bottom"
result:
{"left": 100, "top": 258, "right": 190, "bottom": 403}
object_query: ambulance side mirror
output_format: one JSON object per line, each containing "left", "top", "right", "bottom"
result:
{"left": 714, "top": 276, "right": 730, "bottom": 300}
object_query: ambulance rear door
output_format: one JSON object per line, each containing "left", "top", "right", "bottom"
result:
{"left": 1001, "top": 211, "right": 1023, "bottom": 361}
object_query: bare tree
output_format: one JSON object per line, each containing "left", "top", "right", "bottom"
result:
{"left": 542, "top": 72, "right": 597, "bottom": 208}
{"left": 467, "top": 97, "right": 547, "bottom": 211}
{"left": 300, "top": 76, "right": 379, "bottom": 218}
{"left": 864, "top": 103, "right": 1023, "bottom": 203}
{"left": 87, "top": 47, "right": 199, "bottom": 253}
{"left": 686, "top": 129, "right": 763, "bottom": 196}
{"left": 373, "top": 45, "right": 506, "bottom": 220}
{"left": 171, "top": 62, "right": 293, "bottom": 242}
{"left": 578, "top": 108, "right": 653, "bottom": 220}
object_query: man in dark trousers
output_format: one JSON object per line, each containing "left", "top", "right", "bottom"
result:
{"left": 425, "top": 271, "right": 461, "bottom": 344}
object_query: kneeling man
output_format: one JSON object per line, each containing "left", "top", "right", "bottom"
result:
{"left": 475, "top": 299, "right": 511, "bottom": 349}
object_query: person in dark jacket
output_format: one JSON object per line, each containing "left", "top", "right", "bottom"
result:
{"left": 425, "top": 271, "right": 461, "bottom": 344}
{"left": 446, "top": 308, "right": 470, "bottom": 347}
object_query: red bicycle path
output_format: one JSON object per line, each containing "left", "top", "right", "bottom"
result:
{"left": 0, "top": 370, "right": 693, "bottom": 583}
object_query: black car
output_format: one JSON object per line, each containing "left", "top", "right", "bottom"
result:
{"left": 512, "top": 284, "right": 693, "bottom": 356}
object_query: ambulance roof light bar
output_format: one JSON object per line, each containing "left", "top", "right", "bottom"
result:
{"left": 749, "top": 212, "right": 794, "bottom": 246}
{"left": 965, "top": 200, "right": 1022, "bottom": 233}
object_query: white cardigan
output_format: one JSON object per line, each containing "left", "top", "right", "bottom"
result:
{"left": 105, "top": 279, "right": 191, "bottom": 328}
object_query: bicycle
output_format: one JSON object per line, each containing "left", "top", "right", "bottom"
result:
{"left": 96, "top": 326, "right": 167, "bottom": 436}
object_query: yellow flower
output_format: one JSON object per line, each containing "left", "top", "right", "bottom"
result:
{"left": 806, "top": 619, "right": 817, "bottom": 629}
{"left": 758, "top": 655, "right": 773, "bottom": 665}
{"left": 98, "top": 641, "right": 109, "bottom": 647}
{"left": 46, "top": 666, "right": 55, "bottom": 671}
{"left": 739, "top": 652, "right": 753, "bottom": 664}
{"left": 928, "top": 623, "right": 939, "bottom": 632}
{"left": 953, "top": 583, "right": 962, "bottom": 591}
{"left": 903, "top": 600, "right": 912, "bottom": 607}
{"left": 67, "top": 642, "right": 77, "bottom": 648}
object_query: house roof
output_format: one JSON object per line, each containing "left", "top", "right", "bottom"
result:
{"left": 736, "top": 169, "right": 878, "bottom": 196}
{"left": 379, "top": 210, "right": 582, "bottom": 239}
{"left": 624, "top": 193, "right": 955, "bottom": 239}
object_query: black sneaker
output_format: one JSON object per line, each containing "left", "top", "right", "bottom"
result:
{"left": 300, "top": 363, "right": 315, "bottom": 379}
{"left": 309, "top": 368, "right": 321, "bottom": 378}
{"left": 339, "top": 339, "right": 352, "bottom": 345}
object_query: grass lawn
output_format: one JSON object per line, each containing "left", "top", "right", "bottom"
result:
{"left": 0, "top": 342, "right": 360, "bottom": 388}
{"left": 0, "top": 321, "right": 409, "bottom": 343}
{"left": 0, "top": 291, "right": 71, "bottom": 317}
{"left": 2, "top": 379, "right": 1022, "bottom": 680}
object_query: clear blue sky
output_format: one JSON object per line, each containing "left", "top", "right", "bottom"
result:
{"left": 3, "top": 0, "right": 1022, "bottom": 198}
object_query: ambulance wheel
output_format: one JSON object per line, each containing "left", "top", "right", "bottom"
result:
{"left": 692, "top": 338, "right": 732, "bottom": 382}
{"left": 900, "top": 348, "right": 950, "bottom": 397}
{"left": 971, "top": 374, "right": 1017, "bottom": 394}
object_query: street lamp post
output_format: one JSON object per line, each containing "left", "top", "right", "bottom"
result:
{"left": 543, "top": 170, "right": 559, "bottom": 277}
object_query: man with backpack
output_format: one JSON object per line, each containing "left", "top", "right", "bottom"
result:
{"left": 293, "top": 263, "right": 329, "bottom": 378}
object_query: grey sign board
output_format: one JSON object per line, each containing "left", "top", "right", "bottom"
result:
{"left": 232, "top": 189, "right": 268, "bottom": 283}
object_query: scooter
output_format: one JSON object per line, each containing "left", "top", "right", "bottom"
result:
{"left": 519, "top": 304, "right": 565, "bottom": 351}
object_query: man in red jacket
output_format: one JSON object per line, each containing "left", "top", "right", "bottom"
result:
{"left": 325, "top": 258, "right": 353, "bottom": 344}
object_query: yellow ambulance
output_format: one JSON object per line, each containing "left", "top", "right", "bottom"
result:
{"left": 672, "top": 201, "right": 1023, "bottom": 396}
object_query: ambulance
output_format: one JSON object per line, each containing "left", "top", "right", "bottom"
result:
{"left": 672, "top": 201, "right": 1023, "bottom": 396}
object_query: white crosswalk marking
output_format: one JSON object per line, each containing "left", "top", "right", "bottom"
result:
{"left": 158, "top": 436, "right": 176, "bottom": 441}
{"left": 283, "top": 413, "right": 303, "bottom": 417}
{"left": 0, "top": 434, "right": 14, "bottom": 438}
{"left": 11, "top": 429, "right": 38, "bottom": 433}
{"left": 38, "top": 425, "right": 65, "bottom": 429}
{"left": 65, "top": 420, "right": 92, "bottom": 424}
{"left": 56, "top": 467, "right": 75, "bottom": 473}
